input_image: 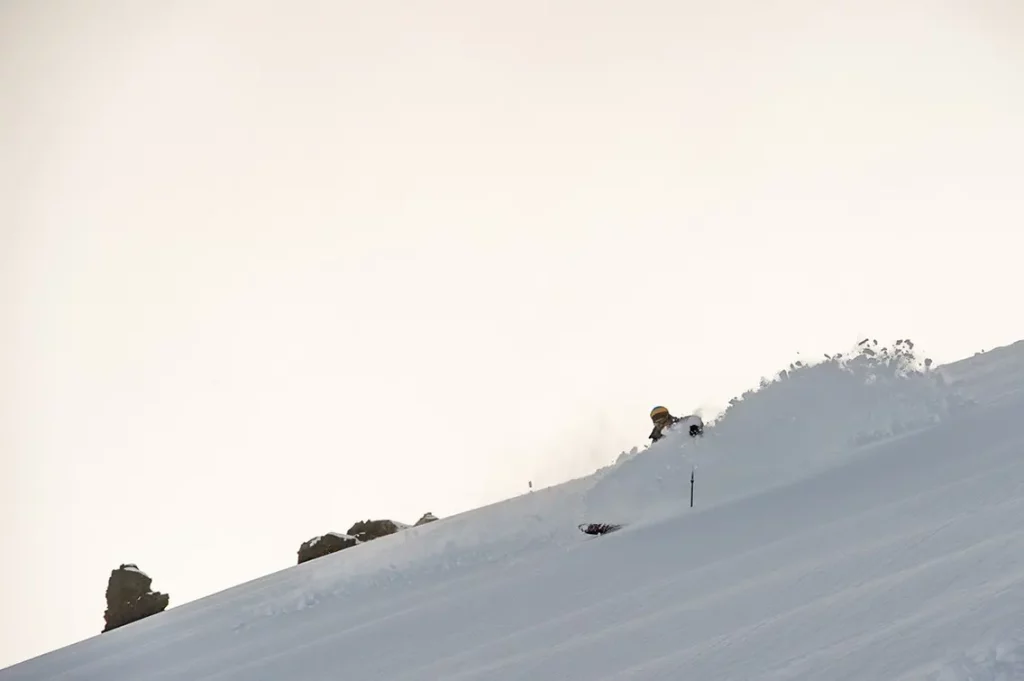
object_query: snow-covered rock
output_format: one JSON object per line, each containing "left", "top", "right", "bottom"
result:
{"left": 297, "top": 534, "right": 360, "bottom": 564}
{"left": 102, "top": 563, "right": 169, "bottom": 633}
{"left": 346, "top": 519, "right": 405, "bottom": 543}
{"left": 414, "top": 512, "right": 439, "bottom": 526}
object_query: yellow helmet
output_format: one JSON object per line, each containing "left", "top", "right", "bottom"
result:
{"left": 650, "top": 406, "right": 670, "bottom": 421}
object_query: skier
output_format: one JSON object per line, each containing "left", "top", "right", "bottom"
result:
{"left": 649, "top": 405, "right": 704, "bottom": 443}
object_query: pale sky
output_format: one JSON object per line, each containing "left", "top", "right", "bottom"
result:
{"left": 2, "top": 0, "right": 1023, "bottom": 669}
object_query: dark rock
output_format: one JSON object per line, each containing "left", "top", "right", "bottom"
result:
{"left": 297, "top": 532, "right": 360, "bottom": 564}
{"left": 414, "top": 512, "right": 439, "bottom": 526}
{"left": 102, "top": 564, "right": 169, "bottom": 633}
{"left": 346, "top": 519, "right": 405, "bottom": 542}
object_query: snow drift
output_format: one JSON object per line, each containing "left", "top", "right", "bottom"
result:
{"left": 584, "top": 338, "right": 971, "bottom": 521}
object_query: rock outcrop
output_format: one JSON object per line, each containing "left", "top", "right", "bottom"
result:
{"left": 346, "top": 519, "right": 406, "bottom": 542}
{"left": 414, "top": 512, "right": 438, "bottom": 526}
{"left": 297, "top": 514, "right": 444, "bottom": 563}
{"left": 102, "top": 564, "right": 169, "bottom": 633}
{"left": 297, "top": 532, "right": 361, "bottom": 564}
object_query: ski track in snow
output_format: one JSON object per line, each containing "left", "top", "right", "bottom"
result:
{"left": 4, "top": 342, "right": 1024, "bottom": 680}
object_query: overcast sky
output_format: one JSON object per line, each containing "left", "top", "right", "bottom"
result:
{"left": 2, "top": 0, "right": 1023, "bottom": 669}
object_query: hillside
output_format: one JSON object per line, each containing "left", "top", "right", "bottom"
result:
{"left": 3, "top": 339, "right": 1024, "bottom": 681}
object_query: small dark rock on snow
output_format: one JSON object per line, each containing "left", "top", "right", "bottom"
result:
{"left": 414, "top": 512, "right": 439, "bottom": 526}
{"left": 346, "top": 519, "right": 405, "bottom": 542}
{"left": 297, "top": 532, "right": 361, "bottom": 564}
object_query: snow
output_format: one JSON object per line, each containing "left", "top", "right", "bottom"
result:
{"left": 919, "top": 639, "right": 1024, "bottom": 681}
{"left": 4, "top": 340, "right": 1024, "bottom": 680}
{"left": 937, "top": 339, "right": 1024, "bottom": 407}
{"left": 119, "top": 564, "right": 149, "bottom": 578}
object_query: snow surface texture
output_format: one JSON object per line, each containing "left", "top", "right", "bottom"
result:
{"left": 4, "top": 340, "right": 1024, "bottom": 681}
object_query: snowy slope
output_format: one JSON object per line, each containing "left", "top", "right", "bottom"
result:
{"left": 938, "top": 339, "right": 1024, "bottom": 407}
{"left": 4, "top": 340, "right": 1024, "bottom": 681}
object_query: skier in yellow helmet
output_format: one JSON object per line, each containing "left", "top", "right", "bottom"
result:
{"left": 649, "top": 405, "right": 704, "bottom": 443}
